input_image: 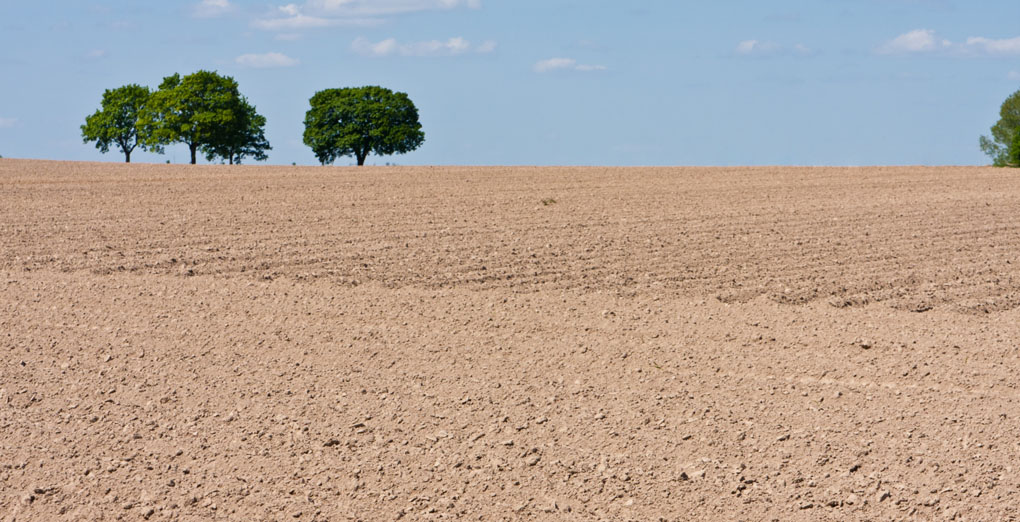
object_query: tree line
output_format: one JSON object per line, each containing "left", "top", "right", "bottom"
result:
{"left": 85, "top": 72, "right": 1014, "bottom": 167}
{"left": 82, "top": 71, "right": 424, "bottom": 166}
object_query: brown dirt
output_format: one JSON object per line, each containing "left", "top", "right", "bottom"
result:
{"left": 2, "top": 159, "right": 1019, "bottom": 521}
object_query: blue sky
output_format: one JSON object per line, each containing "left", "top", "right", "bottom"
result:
{"left": 1, "top": 0, "right": 1019, "bottom": 166}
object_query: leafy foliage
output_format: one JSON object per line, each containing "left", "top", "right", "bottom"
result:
{"left": 202, "top": 97, "right": 271, "bottom": 164}
{"left": 303, "top": 86, "right": 424, "bottom": 166}
{"left": 980, "top": 88, "right": 1020, "bottom": 167}
{"left": 1010, "top": 132, "right": 1020, "bottom": 168}
{"left": 141, "top": 71, "right": 268, "bottom": 165}
{"left": 81, "top": 84, "right": 160, "bottom": 162}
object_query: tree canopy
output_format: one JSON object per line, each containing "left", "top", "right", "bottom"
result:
{"left": 81, "top": 84, "right": 160, "bottom": 163}
{"left": 202, "top": 97, "right": 271, "bottom": 165}
{"left": 979, "top": 88, "right": 1020, "bottom": 167}
{"left": 140, "top": 70, "right": 269, "bottom": 164}
{"left": 1010, "top": 131, "right": 1020, "bottom": 168}
{"left": 303, "top": 86, "right": 424, "bottom": 166}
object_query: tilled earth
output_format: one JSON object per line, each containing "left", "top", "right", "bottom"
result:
{"left": 2, "top": 160, "right": 1019, "bottom": 521}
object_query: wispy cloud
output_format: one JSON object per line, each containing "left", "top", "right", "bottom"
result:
{"left": 534, "top": 58, "right": 607, "bottom": 73}
{"left": 253, "top": 10, "right": 377, "bottom": 30}
{"left": 735, "top": 40, "right": 811, "bottom": 56}
{"left": 964, "top": 36, "right": 1020, "bottom": 55}
{"left": 235, "top": 52, "right": 300, "bottom": 68}
{"left": 877, "top": 29, "right": 948, "bottom": 54}
{"left": 192, "top": 0, "right": 235, "bottom": 18}
{"left": 1008, "top": 71, "right": 1020, "bottom": 81}
{"left": 255, "top": 0, "right": 480, "bottom": 31}
{"left": 736, "top": 40, "right": 779, "bottom": 55}
{"left": 475, "top": 40, "right": 497, "bottom": 54}
{"left": 0, "top": 117, "right": 16, "bottom": 129}
{"left": 352, "top": 37, "right": 495, "bottom": 57}
{"left": 878, "top": 29, "right": 1020, "bottom": 56}
{"left": 86, "top": 49, "right": 108, "bottom": 59}
{"left": 306, "top": 0, "right": 480, "bottom": 15}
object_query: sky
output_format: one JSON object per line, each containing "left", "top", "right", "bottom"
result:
{"left": 1, "top": 0, "right": 1019, "bottom": 166}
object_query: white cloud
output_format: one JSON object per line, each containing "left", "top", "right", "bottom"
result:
{"left": 253, "top": 10, "right": 377, "bottom": 30}
{"left": 475, "top": 40, "right": 498, "bottom": 53}
{"left": 735, "top": 40, "right": 756, "bottom": 54}
{"left": 354, "top": 38, "right": 399, "bottom": 56}
{"left": 192, "top": 0, "right": 235, "bottom": 18}
{"left": 0, "top": 117, "right": 16, "bottom": 128}
{"left": 534, "top": 58, "right": 607, "bottom": 73}
{"left": 534, "top": 58, "right": 575, "bottom": 72}
{"left": 878, "top": 29, "right": 946, "bottom": 54}
{"left": 1008, "top": 71, "right": 1020, "bottom": 81}
{"left": 352, "top": 37, "right": 494, "bottom": 57}
{"left": 878, "top": 29, "right": 1020, "bottom": 56}
{"left": 255, "top": 0, "right": 479, "bottom": 31}
{"left": 408, "top": 37, "right": 471, "bottom": 56}
{"left": 235, "top": 52, "right": 300, "bottom": 68}
{"left": 792, "top": 43, "right": 812, "bottom": 55}
{"left": 736, "top": 40, "right": 777, "bottom": 55}
{"left": 306, "top": 0, "right": 479, "bottom": 16}
{"left": 86, "top": 49, "right": 107, "bottom": 59}
{"left": 963, "top": 36, "right": 1020, "bottom": 55}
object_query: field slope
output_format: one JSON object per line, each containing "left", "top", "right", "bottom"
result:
{"left": 2, "top": 160, "right": 1020, "bottom": 520}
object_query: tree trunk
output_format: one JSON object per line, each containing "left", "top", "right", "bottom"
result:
{"left": 356, "top": 150, "right": 367, "bottom": 166}
{"left": 190, "top": 144, "right": 198, "bottom": 165}
{"left": 125, "top": 150, "right": 131, "bottom": 163}
{"left": 229, "top": 155, "right": 234, "bottom": 165}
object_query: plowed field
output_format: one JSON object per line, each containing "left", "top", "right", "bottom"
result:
{"left": 2, "top": 160, "right": 1019, "bottom": 520}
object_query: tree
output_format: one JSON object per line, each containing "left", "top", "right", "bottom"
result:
{"left": 141, "top": 71, "right": 265, "bottom": 165}
{"left": 81, "top": 84, "right": 160, "bottom": 163}
{"left": 202, "top": 97, "right": 271, "bottom": 165}
{"left": 980, "top": 88, "right": 1020, "bottom": 167}
{"left": 303, "top": 86, "right": 424, "bottom": 166}
{"left": 1010, "top": 131, "right": 1020, "bottom": 167}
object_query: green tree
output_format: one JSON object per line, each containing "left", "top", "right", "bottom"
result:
{"left": 141, "top": 71, "right": 264, "bottom": 165}
{"left": 303, "top": 86, "right": 424, "bottom": 166}
{"left": 202, "top": 97, "right": 271, "bottom": 165}
{"left": 81, "top": 84, "right": 160, "bottom": 163}
{"left": 980, "top": 88, "right": 1020, "bottom": 167}
{"left": 1009, "top": 131, "right": 1020, "bottom": 167}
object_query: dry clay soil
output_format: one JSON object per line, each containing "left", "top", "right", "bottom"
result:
{"left": 2, "top": 160, "right": 1020, "bottom": 521}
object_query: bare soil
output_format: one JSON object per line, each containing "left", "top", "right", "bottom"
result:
{"left": 2, "top": 160, "right": 1019, "bottom": 521}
